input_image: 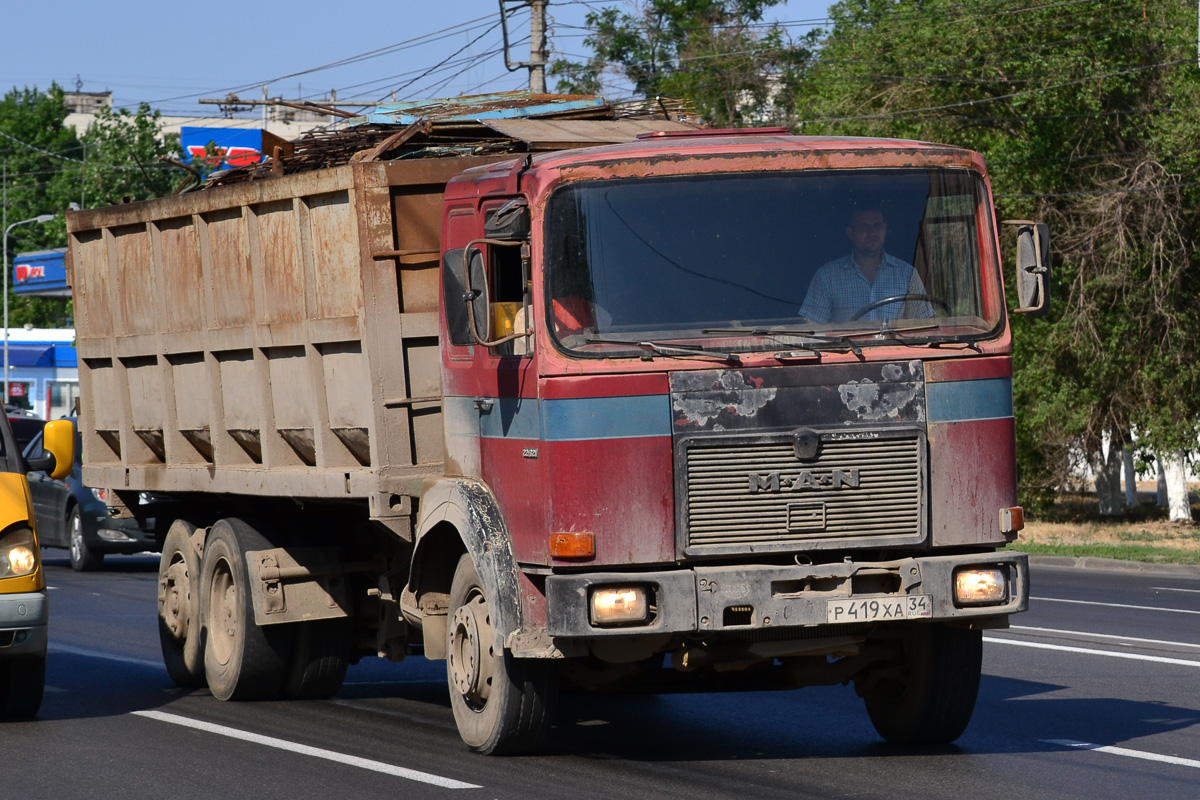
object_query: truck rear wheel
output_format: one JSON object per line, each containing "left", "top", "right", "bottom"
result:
{"left": 201, "top": 518, "right": 293, "bottom": 700}
{"left": 446, "top": 554, "right": 558, "bottom": 755}
{"left": 861, "top": 623, "right": 982, "bottom": 745}
{"left": 0, "top": 654, "right": 45, "bottom": 719}
{"left": 283, "top": 617, "right": 351, "bottom": 700}
{"left": 158, "top": 519, "right": 205, "bottom": 687}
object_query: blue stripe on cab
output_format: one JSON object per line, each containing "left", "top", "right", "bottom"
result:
{"left": 542, "top": 395, "right": 672, "bottom": 441}
{"left": 926, "top": 377, "right": 1013, "bottom": 423}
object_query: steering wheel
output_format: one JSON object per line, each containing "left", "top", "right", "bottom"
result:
{"left": 850, "top": 294, "right": 950, "bottom": 321}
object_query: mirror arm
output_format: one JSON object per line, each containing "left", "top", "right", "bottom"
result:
{"left": 25, "top": 453, "right": 56, "bottom": 475}
{"left": 462, "top": 237, "right": 535, "bottom": 347}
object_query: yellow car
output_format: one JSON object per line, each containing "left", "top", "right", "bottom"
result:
{"left": 0, "top": 418, "right": 73, "bottom": 719}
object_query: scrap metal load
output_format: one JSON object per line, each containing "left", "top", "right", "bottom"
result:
{"left": 203, "top": 91, "right": 696, "bottom": 188}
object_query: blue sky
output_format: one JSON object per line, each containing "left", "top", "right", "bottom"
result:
{"left": 2, "top": 1, "right": 834, "bottom": 117}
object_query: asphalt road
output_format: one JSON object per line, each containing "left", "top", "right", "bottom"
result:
{"left": 5, "top": 553, "right": 1199, "bottom": 799}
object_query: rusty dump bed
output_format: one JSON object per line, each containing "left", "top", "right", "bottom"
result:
{"left": 67, "top": 117, "right": 694, "bottom": 530}
{"left": 66, "top": 156, "right": 499, "bottom": 529}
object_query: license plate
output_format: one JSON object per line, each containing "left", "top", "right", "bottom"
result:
{"left": 826, "top": 594, "right": 933, "bottom": 623}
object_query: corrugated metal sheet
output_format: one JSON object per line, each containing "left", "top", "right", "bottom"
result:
{"left": 352, "top": 92, "right": 608, "bottom": 126}
{"left": 481, "top": 119, "right": 697, "bottom": 149}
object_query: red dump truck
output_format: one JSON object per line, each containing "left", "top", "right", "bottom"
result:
{"left": 65, "top": 117, "right": 1048, "bottom": 754}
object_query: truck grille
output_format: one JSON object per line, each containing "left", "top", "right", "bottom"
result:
{"left": 681, "top": 431, "right": 924, "bottom": 553}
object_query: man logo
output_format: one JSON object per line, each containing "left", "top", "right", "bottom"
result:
{"left": 748, "top": 469, "right": 861, "bottom": 493}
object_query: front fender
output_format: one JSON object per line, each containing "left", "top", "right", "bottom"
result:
{"left": 411, "top": 477, "right": 523, "bottom": 645}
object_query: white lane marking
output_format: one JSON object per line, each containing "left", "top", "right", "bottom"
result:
{"left": 985, "top": 636, "right": 1200, "bottom": 667}
{"left": 1010, "top": 625, "right": 1200, "bottom": 650}
{"left": 1151, "top": 586, "right": 1200, "bottom": 595}
{"left": 50, "top": 643, "right": 164, "bottom": 670}
{"left": 1042, "top": 739, "right": 1200, "bottom": 770}
{"left": 1033, "top": 596, "right": 1200, "bottom": 615}
{"left": 131, "top": 710, "right": 480, "bottom": 789}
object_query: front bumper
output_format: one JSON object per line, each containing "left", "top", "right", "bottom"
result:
{"left": 546, "top": 551, "right": 1028, "bottom": 638}
{"left": 86, "top": 511, "right": 158, "bottom": 554}
{"left": 0, "top": 589, "right": 48, "bottom": 658}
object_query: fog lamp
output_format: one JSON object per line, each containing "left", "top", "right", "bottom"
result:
{"left": 0, "top": 528, "right": 38, "bottom": 579}
{"left": 954, "top": 567, "right": 1008, "bottom": 605}
{"left": 590, "top": 587, "right": 649, "bottom": 626}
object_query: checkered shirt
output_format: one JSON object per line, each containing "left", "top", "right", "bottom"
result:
{"left": 798, "top": 252, "right": 935, "bottom": 323}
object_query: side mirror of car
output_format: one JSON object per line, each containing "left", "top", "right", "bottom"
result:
{"left": 27, "top": 419, "right": 75, "bottom": 480}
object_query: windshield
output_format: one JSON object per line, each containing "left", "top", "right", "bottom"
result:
{"left": 545, "top": 168, "right": 1002, "bottom": 357}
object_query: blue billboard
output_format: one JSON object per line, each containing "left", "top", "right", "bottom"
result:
{"left": 180, "top": 127, "right": 265, "bottom": 169}
{"left": 13, "top": 249, "right": 69, "bottom": 296}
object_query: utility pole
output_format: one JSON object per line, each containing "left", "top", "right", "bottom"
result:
{"left": 500, "top": 0, "right": 549, "bottom": 93}
{"left": 530, "top": 0, "right": 547, "bottom": 93}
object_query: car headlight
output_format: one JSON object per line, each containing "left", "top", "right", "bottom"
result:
{"left": 0, "top": 528, "right": 39, "bottom": 579}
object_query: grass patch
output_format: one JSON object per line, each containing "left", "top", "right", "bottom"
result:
{"left": 1016, "top": 541, "right": 1200, "bottom": 565}
{"left": 1016, "top": 489, "right": 1200, "bottom": 565}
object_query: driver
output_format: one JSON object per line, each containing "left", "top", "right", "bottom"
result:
{"left": 799, "top": 206, "right": 935, "bottom": 323}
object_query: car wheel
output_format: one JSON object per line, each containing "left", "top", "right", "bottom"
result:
{"left": 0, "top": 654, "right": 46, "bottom": 719}
{"left": 68, "top": 506, "right": 103, "bottom": 572}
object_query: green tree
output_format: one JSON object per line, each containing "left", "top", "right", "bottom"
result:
{"left": 0, "top": 84, "right": 81, "bottom": 328}
{"left": 796, "top": 0, "right": 1200, "bottom": 511}
{"left": 551, "top": 0, "right": 815, "bottom": 126}
{"left": 73, "top": 103, "right": 184, "bottom": 206}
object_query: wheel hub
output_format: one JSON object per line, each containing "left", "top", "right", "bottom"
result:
{"left": 158, "top": 560, "right": 191, "bottom": 639}
{"left": 449, "top": 593, "right": 497, "bottom": 707}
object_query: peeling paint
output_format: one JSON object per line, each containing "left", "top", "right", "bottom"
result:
{"left": 672, "top": 370, "right": 778, "bottom": 426}
{"left": 839, "top": 378, "right": 922, "bottom": 421}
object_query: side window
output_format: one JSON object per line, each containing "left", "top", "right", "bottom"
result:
{"left": 487, "top": 243, "right": 528, "bottom": 357}
{"left": 23, "top": 433, "right": 44, "bottom": 467}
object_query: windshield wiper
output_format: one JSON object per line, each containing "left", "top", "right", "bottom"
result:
{"left": 703, "top": 327, "right": 862, "bottom": 358}
{"left": 585, "top": 336, "right": 742, "bottom": 363}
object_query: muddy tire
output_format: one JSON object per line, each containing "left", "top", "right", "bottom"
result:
{"left": 158, "top": 519, "right": 206, "bottom": 687}
{"left": 0, "top": 655, "right": 45, "bottom": 719}
{"left": 862, "top": 623, "right": 982, "bottom": 745}
{"left": 446, "top": 554, "right": 558, "bottom": 755}
{"left": 201, "top": 518, "right": 293, "bottom": 700}
{"left": 283, "top": 617, "right": 351, "bottom": 700}
{"left": 68, "top": 506, "right": 102, "bottom": 572}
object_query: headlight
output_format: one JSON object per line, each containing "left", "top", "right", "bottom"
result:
{"left": 590, "top": 586, "right": 649, "bottom": 626}
{"left": 0, "top": 528, "right": 39, "bottom": 579}
{"left": 954, "top": 567, "right": 1008, "bottom": 605}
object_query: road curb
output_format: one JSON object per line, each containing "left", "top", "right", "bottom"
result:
{"left": 1028, "top": 554, "right": 1200, "bottom": 577}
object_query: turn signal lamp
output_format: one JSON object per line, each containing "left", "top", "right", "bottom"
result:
{"left": 590, "top": 587, "right": 649, "bottom": 626}
{"left": 954, "top": 567, "right": 1008, "bottom": 605}
{"left": 0, "top": 529, "right": 38, "bottom": 579}
{"left": 999, "top": 506, "right": 1024, "bottom": 535}
{"left": 549, "top": 531, "right": 594, "bottom": 559}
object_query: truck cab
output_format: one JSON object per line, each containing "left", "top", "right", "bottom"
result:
{"left": 0, "top": 417, "right": 73, "bottom": 719}
{"left": 420, "top": 130, "right": 1047, "bottom": 751}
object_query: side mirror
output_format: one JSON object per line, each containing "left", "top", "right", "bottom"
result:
{"left": 1008, "top": 221, "right": 1050, "bottom": 317}
{"left": 441, "top": 247, "right": 490, "bottom": 346}
{"left": 27, "top": 419, "right": 75, "bottom": 480}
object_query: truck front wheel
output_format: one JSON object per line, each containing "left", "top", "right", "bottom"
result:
{"left": 201, "top": 518, "right": 293, "bottom": 700}
{"left": 446, "top": 554, "right": 558, "bottom": 755}
{"left": 860, "top": 623, "right": 982, "bottom": 745}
